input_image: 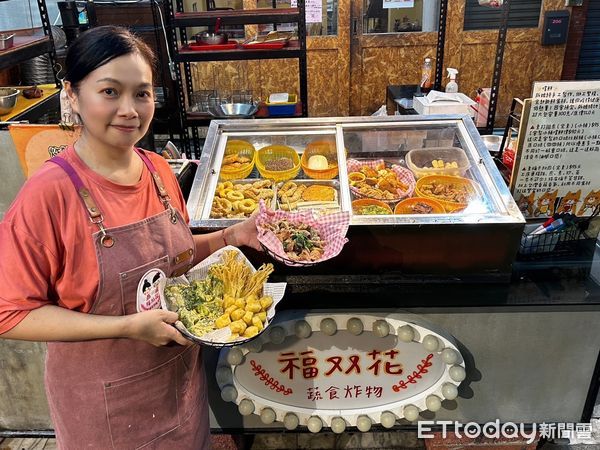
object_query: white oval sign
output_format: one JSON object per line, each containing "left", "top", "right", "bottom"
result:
{"left": 217, "top": 311, "right": 466, "bottom": 431}
{"left": 235, "top": 332, "right": 444, "bottom": 409}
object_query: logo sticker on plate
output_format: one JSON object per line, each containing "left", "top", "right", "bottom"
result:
{"left": 137, "top": 268, "right": 167, "bottom": 312}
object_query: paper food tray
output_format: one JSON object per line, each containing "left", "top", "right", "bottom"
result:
{"left": 347, "top": 158, "right": 416, "bottom": 201}
{"left": 256, "top": 200, "right": 350, "bottom": 266}
{"left": 160, "top": 246, "right": 286, "bottom": 346}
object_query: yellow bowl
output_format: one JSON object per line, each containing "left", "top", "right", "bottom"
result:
{"left": 351, "top": 198, "right": 393, "bottom": 215}
{"left": 256, "top": 145, "right": 301, "bottom": 181}
{"left": 301, "top": 141, "right": 339, "bottom": 180}
{"left": 220, "top": 140, "right": 256, "bottom": 181}
{"left": 415, "top": 175, "right": 481, "bottom": 213}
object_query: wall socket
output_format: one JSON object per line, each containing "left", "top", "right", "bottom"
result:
{"left": 565, "top": 0, "right": 583, "bottom": 6}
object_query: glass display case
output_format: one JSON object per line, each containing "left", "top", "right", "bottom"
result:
{"left": 187, "top": 115, "right": 525, "bottom": 281}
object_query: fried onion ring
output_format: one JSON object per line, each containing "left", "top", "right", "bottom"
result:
{"left": 226, "top": 190, "right": 244, "bottom": 202}
{"left": 214, "top": 197, "right": 233, "bottom": 212}
{"left": 239, "top": 199, "right": 257, "bottom": 213}
{"left": 280, "top": 181, "right": 297, "bottom": 193}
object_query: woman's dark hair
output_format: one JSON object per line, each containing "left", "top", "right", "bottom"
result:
{"left": 65, "top": 25, "right": 156, "bottom": 90}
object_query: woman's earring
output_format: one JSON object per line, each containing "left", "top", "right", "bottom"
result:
{"left": 59, "top": 78, "right": 81, "bottom": 130}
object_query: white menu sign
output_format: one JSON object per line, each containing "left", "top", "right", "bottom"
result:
{"left": 291, "top": 0, "right": 323, "bottom": 23}
{"left": 512, "top": 81, "right": 600, "bottom": 218}
{"left": 383, "top": 0, "right": 415, "bottom": 8}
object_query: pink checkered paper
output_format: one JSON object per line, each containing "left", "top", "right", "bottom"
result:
{"left": 256, "top": 200, "right": 350, "bottom": 266}
{"left": 347, "top": 158, "right": 416, "bottom": 202}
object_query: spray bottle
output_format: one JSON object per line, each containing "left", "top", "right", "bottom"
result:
{"left": 445, "top": 68, "right": 459, "bottom": 93}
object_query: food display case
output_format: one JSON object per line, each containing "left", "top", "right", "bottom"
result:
{"left": 187, "top": 115, "right": 525, "bottom": 281}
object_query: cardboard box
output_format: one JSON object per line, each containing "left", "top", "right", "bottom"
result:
{"left": 413, "top": 93, "right": 476, "bottom": 117}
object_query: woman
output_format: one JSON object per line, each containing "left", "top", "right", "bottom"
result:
{"left": 0, "top": 26, "right": 258, "bottom": 449}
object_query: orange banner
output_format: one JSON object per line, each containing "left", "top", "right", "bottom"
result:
{"left": 8, "top": 124, "right": 81, "bottom": 178}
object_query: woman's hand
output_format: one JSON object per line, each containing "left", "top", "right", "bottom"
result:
{"left": 124, "top": 309, "right": 190, "bottom": 347}
{"left": 225, "top": 209, "right": 264, "bottom": 251}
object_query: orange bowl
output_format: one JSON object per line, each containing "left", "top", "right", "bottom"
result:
{"left": 301, "top": 141, "right": 339, "bottom": 180}
{"left": 352, "top": 198, "right": 393, "bottom": 215}
{"left": 415, "top": 175, "right": 482, "bottom": 213}
{"left": 394, "top": 197, "right": 445, "bottom": 214}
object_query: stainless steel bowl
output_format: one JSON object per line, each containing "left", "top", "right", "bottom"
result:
{"left": 196, "top": 32, "right": 228, "bottom": 45}
{"left": 480, "top": 134, "right": 503, "bottom": 155}
{"left": 207, "top": 103, "right": 258, "bottom": 118}
{"left": 0, "top": 88, "right": 19, "bottom": 115}
{"left": 0, "top": 33, "right": 15, "bottom": 51}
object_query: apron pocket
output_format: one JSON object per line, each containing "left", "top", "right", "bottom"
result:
{"left": 119, "top": 255, "right": 170, "bottom": 315}
{"left": 104, "top": 356, "right": 181, "bottom": 449}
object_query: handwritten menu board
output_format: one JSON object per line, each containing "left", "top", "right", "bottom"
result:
{"left": 512, "top": 81, "right": 600, "bottom": 218}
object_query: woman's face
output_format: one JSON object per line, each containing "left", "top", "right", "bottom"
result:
{"left": 67, "top": 52, "right": 154, "bottom": 151}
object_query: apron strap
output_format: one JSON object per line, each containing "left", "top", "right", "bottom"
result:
{"left": 49, "top": 156, "right": 104, "bottom": 224}
{"left": 134, "top": 148, "right": 172, "bottom": 207}
{"left": 134, "top": 148, "right": 178, "bottom": 223}
{"left": 49, "top": 156, "right": 115, "bottom": 247}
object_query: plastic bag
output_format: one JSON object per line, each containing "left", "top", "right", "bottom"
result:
{"left": 371, "top": 105, "right": 387, "bottom": 116}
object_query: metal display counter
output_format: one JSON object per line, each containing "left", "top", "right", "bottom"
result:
{"left": 187, "top": 115, "right": 525, "bottom": 282}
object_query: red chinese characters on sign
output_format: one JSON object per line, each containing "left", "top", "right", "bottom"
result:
{"left": 325, "top": 355, "right": 361, "bottom": 376}
{"left": 278, "top": 350, "right": 319, "bottom": 380}
{"left": 278, "top": 349, "right": 404, "bottom": 381}
{"left": 307, "top": 385, "right": 383, "bottom": 401}
{"left": 367, "top": 349, "right": 403, "bottom": 376}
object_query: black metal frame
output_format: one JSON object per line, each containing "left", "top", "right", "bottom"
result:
{"left": 159, "top": 0, "right": 308, "bottom": 157}
{"left": 434, "top": 0, "right": 449, "bottom": 91}
{"left": 150, "top": 0, "right": 176, "bottom": 144}
{"left": 36, "top": 0, "right": 60, "bottom": 88}
{"left": 485, "top": 0, "right": 512, "bottom": 133}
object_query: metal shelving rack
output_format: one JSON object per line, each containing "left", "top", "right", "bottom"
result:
{"left": 160, "top": 0, "right": 308, "bottom": 157}
{"left": 0, "top": 0, "right": 58, "bottom": 81}
{"left": 0, "top": 0, "right": 61, "bottom": 127}
{"left": 1, "top": 2, "right": 59, "bottom": 78}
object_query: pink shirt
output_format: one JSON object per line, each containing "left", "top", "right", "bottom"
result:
{"left": 0, "top": 146, "right": 189, "bottom": 334}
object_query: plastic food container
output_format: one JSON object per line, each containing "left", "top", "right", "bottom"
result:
{"left": 256, "top": 145, "right": 301, "bottom": 181}
{"left": 406, "top": 147, "right": 470, "bottom": 179}
{"left": 351, "top": 199, "right": 393, "bottom": 215}
{"left": 301, "top": 141, "right": 339, "bottom": 180}
{"left": 219, "top": 140, "right": 256, "bottom": 180}
{"left": 415, "top": 175, "right": 482, "bottom": 213}
{"left": 394, "top": 197, "right": 445, "bottom": 214}
{"left": 265, "top": 94, "right": 297, "bottom": 117}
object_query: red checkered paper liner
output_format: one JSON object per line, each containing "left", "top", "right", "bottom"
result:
{"left": 347, "top": 158, "right": 416, "bottom": 202}
{"left": 256, "top": 200, "right": 350, "bottom": 266}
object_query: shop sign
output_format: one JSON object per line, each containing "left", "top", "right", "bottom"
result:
{"left": 216, "top": 312, "right": 465, "bottom": 432}
{"left": 512, "top": 81, "right": 600, "bottom": 218}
